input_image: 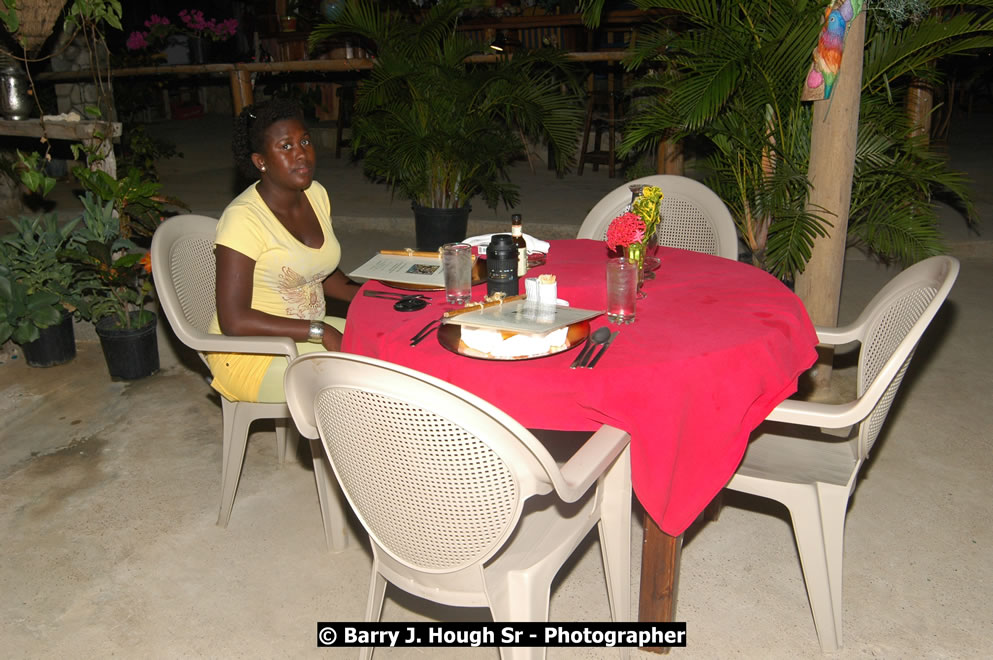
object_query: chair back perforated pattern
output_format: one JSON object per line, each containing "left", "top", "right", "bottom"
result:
{"left": 169, "top": 235, "right": 217, "bottom": 334}
{"left": 854, "top": 256, "right": 958, "bottom": 458}
{"left": 577, "top": 174, "right": 739, "bottom": 260}
{"left": 857, "top": 287, "right": 935, "bottom": 457}
{"left": 657, "top": 193, "right": 723, "bottom": 256}
{"left": 151, "top": 215, "right": 219, "bottom": 356}
{"left": 315, "top": 386, "right": 522, "bottom": 573}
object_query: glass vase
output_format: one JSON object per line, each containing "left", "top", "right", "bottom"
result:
{"left": 624, "top": 242, "right": 647, "bottom": 298}
{"left": 643, "top": 224, "right": 661, "bottom": 280}
{"left": 628, "top": 184, "right": 645, "bottom": 211}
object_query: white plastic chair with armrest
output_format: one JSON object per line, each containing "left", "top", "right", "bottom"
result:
{"left": 723, "top": 255, "right": 959, "bottom": 651}
{"left": 578, "top": 174, "right": 739, "bottom": 260}
{"left": 285, "top": 353, "right": 632, "bottom": 660}
{"left": 150, "top": 214, "right": 347, "bottom": 550}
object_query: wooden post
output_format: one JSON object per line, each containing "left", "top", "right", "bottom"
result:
{"left": 656, "top": 139, "right": 683, "bottom": 175}
{"left": 906, "top": 78, "right": 933, "bottom": 145}
{"left": 638, "top": 510, "right": 682, "bottom": 654}
{"left": 230, "top": 70, "right": 254, "bottom": 116}
{"left": 794, "top": 12, "right": 865, "bottom": 394}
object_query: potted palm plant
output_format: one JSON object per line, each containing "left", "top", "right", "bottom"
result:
{"left": 617, "top": 0, "right": 990, "bottom": 281}
{"left": 309, "top": 0, "right": 584, "bottom": 249}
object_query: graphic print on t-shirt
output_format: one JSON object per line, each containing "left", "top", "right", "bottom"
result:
{"left": 279, "top": 265, "right": 330, "bottom": 318}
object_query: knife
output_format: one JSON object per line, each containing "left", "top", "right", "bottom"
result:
{"left": 363, "top": 290, "right": 429, "bottom": 300}
{"left": 585, "top": 330, "right": 619, "bottom": 369}
{"left": 568, "top": 334, "right": 596, "bottom": 369}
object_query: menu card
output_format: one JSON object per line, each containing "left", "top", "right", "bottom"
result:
{"left": 348, "top": 253, "right": 445, "bottom": 287}
{"left": 444, "top": 299, "right": 602, "bottom": 335}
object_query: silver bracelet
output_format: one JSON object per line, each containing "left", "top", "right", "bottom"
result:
{"left": 307, "top": 320, "right": 325, "bottom": 344}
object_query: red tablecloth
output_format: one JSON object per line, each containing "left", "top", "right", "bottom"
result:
{"left": 342, "top": 239, "right": 818, "bottom": 535}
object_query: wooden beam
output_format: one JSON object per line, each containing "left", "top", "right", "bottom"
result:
{"left": 32, "top": 51, "right": 629, "bottom": 82}
{"left": 0, "top": 118, "right": 122, "bottom": 178}
{"left": 0, "top": 118, "right": 122, "bottom": 140}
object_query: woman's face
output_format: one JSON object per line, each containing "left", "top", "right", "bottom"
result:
{"left": 254, "top": 118, "right": 316, "bottom": 190}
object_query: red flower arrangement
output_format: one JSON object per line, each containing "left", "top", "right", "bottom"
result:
{"left": 605, "top": 212, "right": 646, "bottom": 251}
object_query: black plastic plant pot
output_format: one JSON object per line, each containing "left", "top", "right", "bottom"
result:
{"left": 412, "top": 204, "right": 471, "bottom": 251}
{"left": 95, "top": 312, "right": 160, "bottom": 380}
{"left": 21, "top": 312, "right": 77, "bottom": 367}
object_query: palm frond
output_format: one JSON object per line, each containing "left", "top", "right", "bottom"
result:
{"left": 863, "top": 11, "right": 993, "bottom": 91}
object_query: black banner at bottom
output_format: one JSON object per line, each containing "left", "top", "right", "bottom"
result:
{"left": 317, "top": 622, "right": 686, "bottom": 648}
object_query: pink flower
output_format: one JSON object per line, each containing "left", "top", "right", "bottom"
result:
{"left": 179, "top": 9, "right": 208, "bottom": 32}
{"left": 129, "top": 9, "right": 237, "bottom": 50}
{"left": 217, "top": 18, "right": 239, "bottom": 38}
{"left": 144, "top": 15, "right": 171, "bottom": 29}
{"left": 606, "top": 212, "right": 646, "bottom": 250}
{"left": 179, "top": 9, "right": 238, "bottom": 41}
{"left": 126, "top": 31, "right": 149, "bottom": 50}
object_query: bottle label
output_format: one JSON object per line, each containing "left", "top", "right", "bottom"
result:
{"left": 511, "top": 225, "right": 523, "bottom": 237}
{"left": 517, "top": 247, "right": 527, "bottom": 276}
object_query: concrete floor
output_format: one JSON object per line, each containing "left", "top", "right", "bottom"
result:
{"left": 1, "top": 112, "right": 991, "bottom": 658}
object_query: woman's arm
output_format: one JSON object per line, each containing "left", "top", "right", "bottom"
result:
{"left": 215, "top": 245, "right": 342, "bottom": 351}
{"left": 322, "top": 268, "right": 360, "bottom": 302}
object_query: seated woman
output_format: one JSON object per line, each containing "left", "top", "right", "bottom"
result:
{"left": 206, "top": 98, "right": 358, "bottom": 402}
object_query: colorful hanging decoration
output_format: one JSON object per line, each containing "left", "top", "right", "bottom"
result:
{"left": 802, "top": 0, "right": 863, "bottom": 101}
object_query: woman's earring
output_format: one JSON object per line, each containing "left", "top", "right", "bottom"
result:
{"left": 260, "top": 165, "right": 266, "bottom": 173}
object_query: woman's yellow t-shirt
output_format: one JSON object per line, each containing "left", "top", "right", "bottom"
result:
{"left": 206, "top": 181, "right": 341, "bottom": 401}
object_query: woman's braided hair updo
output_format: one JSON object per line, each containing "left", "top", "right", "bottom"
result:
{"left": 232, "top": 98, "right": 307, "bottom": 179}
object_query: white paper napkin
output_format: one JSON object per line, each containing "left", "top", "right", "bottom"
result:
{"left": 463, "top": 233, "right": 551, "bottom": 254}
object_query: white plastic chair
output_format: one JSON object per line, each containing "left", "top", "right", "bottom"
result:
{"left": 724, "top": 255, "right": 960, "bottom": 651}
{"left": 578, "top": 174, "right": 739, "bottom": 260}
{"left": 150, "top": 214, "right": 347, "bottom": 551}
{"left": 285, "top": 352, "right": 632, "bottom": 660}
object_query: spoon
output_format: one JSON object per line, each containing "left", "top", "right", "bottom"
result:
{"left": 570, "top": 326, "right": 611, "bottom": 369}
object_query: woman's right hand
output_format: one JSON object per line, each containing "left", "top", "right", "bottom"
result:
{"left": 321, "top": 323, "right": 343, "bottom": 352}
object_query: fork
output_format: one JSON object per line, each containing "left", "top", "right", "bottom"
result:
{"left": 409, "top": 318, "right": 441, "bottom": 345}
{"left": 568, "top": 335, "right": 596, "bottom": 369}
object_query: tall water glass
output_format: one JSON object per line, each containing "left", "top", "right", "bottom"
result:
{"left": 441, "top": 243, "right": 472, "bottom": 305}
{"left": 606, "top": 258, "right": 637, "bottom": 324}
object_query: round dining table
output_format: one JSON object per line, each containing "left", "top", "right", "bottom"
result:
{"left": 342, "top": 238, "right": 818, "bottom": 628}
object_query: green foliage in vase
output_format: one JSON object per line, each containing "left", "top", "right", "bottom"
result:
{"left": 308, "top": 0, "right": 584, "bottom": 210}
{"left": 618, "top": 0, "right": 993, "bottom": 280}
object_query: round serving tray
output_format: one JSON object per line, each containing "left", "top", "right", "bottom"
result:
{"left": 437, "top": 320, "right": 590, "bottom": 361}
